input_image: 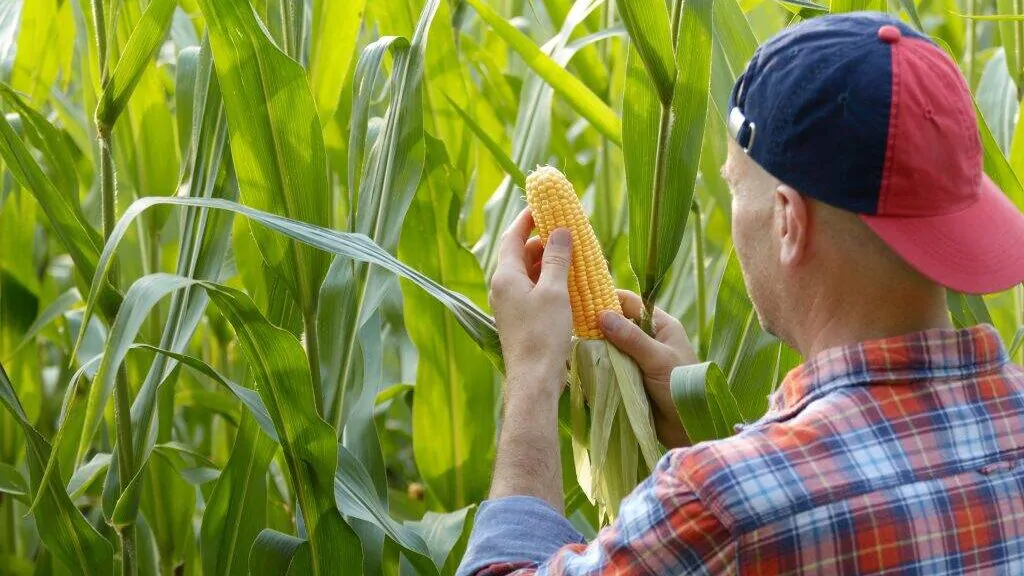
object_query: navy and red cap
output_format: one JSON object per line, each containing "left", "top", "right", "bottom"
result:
{"left": 727, "top": 12, "right": 1024, "bottom": 294}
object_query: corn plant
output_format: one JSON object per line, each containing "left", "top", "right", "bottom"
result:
{"left": 1, "top": 0, "right": 1023, "bottom": 574}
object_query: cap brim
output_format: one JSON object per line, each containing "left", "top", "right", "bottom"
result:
{"left": 860, "top": 174, "right": 1024, "bottom": 294}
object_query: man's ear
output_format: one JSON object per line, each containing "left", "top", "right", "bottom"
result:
{"left": 773, "top": 184, "right": 808, "bottom": 267}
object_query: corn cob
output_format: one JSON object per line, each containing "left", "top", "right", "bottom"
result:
{"left": 524, "top": 165, "right": 621, "bottom": 339}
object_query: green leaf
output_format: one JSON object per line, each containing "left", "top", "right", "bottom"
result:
{"left": 0, "top": 462, "right": 27, "bottom": 502}
{"left": 400, "top": 508, "right": 475, "bottom": 576}
{"left": 102, "top": 277, "right": 361, "bottom": 574}
{"left": 345, "top": 312, "right": 388, "bottom": 502}
{"left": 77, "top": 274, "right": 194, "bottom": 468}
{"left": 95, "top": 0, "right": 177, "bottom": 128}
{"left": 445, "top": 95, "right": 526, "bottom": 189}
{"left": 249, "top": 529, "right": 309, "bottom": 575}
{"left": 335, "top": 445, "right": 439, "bottom": 575}
{"left": 78, "top": 196, "right": 501, "bottom": 376}
{"left": 627, "top": 0, "right": 714, "bottom": 305}
{"left": 947, "top": 290, "right": 994, "bottom": 328}
{"left": 896, "top": 0, "right": 925, "bottom": 30}
{"left": 0, "top": 86, "right": 103, "bottom": 288}
{"left": 321, "top": 0, "right": 439, "bottom": 432}
{"left": 202, "top": 414, "right": 276, "bottom": 576}
{"left": 976, "top": 49, "right": 1017, "bottom": 155}
{"left": 463, "top": 0, "right": 622, "bottom": 144}
{"left": 7, "top": 288, "right": 80, "bottom": 359}
{"left": 175, "top": 46, "right": 200, "bottom": 158}
{"left": 400, "top": 139, "right": 496, "bottom": 510}
{"left": 948, "top": 11, "right": 1024, "bottom": 20}
{"left": 310, "top": 0, "right": 366, "bottom": 122}
{"left": 712, "top": 0, "right": 758, "bottom": 85}
{"left": 0, "top": 361, "right": 114, "bottom": 575}
{"left": 199, "top": 282, "right": 361, "bottom": 575}
{"left": 617, "top": 0, "right": 676, "bottom": 103}
{"left": 106, "top": 36, "right": 236, "bottom": 534}
{"left": 11, "top": 0, "right": 73, "bottom": 102}
{"left": 67, "top": 453, "right": 111, "bottom": 500}
{"left": 141, "top": 448, "right": 196, "bottom": 570}
{"left": 671, "top": 361, "right": 744, "bottom": 443}
{"left": 996, "top": 0, "right": 1024, "bottom": 88}
{"left": 979, "top": 96, "right": 1024, "bottom": 211}
{"left": 138, "top": 343, "right": 279, "bottom": 442}
{"left": 196, "top": 0, "right": 331, "bottom": 316}
{"left": 830, "top": 0, "right": 882, "bottom": 12}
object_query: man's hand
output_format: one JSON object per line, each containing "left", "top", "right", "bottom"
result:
{"left": 599, "top": 290, "right": 696, "bottom": 448}
{"left": 487, "top": 208, "right": 574, "bottom": 511}
{"left": 489, "top": 209, "right": 575, "bottom": 396}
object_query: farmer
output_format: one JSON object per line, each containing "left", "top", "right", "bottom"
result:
{"left": 458, "top": 11, "right": 1024, "bottom": 575}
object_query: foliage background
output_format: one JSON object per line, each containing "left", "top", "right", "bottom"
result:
{"left": 0, "top": 0, "right": 1021, "bottom": 573}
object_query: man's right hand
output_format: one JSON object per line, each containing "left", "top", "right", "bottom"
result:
{"left": 599, "top": 290, "right": 696, "bottom": 449}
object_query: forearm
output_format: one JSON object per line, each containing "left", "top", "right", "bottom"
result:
{"left": 489, "top": 367, "right": 564, "bottom": 512}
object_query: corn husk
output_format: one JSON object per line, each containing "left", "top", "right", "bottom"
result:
{"left": 569, "top": 338, "right": 663, "bottom": 524}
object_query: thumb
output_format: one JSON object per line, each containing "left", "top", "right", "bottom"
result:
{"left": 600, "top": 311, "right": 662, "bottom": 369}
{"left": 538, "top": 228, "right": 573, "bottom": 289}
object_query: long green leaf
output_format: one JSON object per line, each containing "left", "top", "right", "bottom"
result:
{"left": 463, "top": 0, "right": 622, "bottom": 144}
{"left": 616, "top": 0, "right": 676, "bottom": 103}
{"left": 0, "top": 87, "right": 103, "bottom": 289}
{"left": 335, "top": 445, "right": 440, "bottom": 575}
{"left": 195, "top": 0, "right": 331, "bottom": 316}
{"left": 627, "top": 0, "right": 714, "bottom": 308}
{"left": 671, "top": 361, "right": 744, "bottom": 443}
{"left": 87, "top": 274, "right": 361, "bottom": 574}
{"left": 249, "top": 530, "right": 309, "bottom": 575}
{"left": 200, "top": 282, "right": 360, "bottom": 576}
{"left": 0, "top": 462, "right": 27, "bottom": 502}
{"left": 401, "top": 138, "right": 496, "bottom": 510}
{"left": 321, "top": 0, "right": 439, "bottom": 433}
{"left": 310, "top": 0, "right": 366, "bottom": 122}
{"left": 95, "top": 0, "right": 177, "bottom": 128}
{"left": 0, "top": 361, "right": 114, "bottom": 575}
{"left": 445, "top": 95, "right": 526, "bottom": 188}
{"left": 105, "top": 36, "right": 235, "bottom": 535}
{"left": 76, "top": 197, "right": 501, "bottom": 375}
{"left": 203, "top": 416, "right": 276, "bottom": 576}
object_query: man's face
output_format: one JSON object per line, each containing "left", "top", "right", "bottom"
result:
{"left": 721, "top": 140, "right": 784, "bottom": 339}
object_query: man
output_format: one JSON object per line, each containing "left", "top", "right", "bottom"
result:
{"left": 458, "top": 11, "right": 1024, "bottom": 575}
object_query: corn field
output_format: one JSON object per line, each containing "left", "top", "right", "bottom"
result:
{"left": 1, "top": 0, "right": 1022, "bottom": 573}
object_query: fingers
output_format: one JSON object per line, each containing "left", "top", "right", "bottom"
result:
{"left": 615, "top": 289, "right": 674, "bottom": 327}
{"left": 616, "top": 290, "right": 645, "bottom": 320}
{"left": 537, "top": 228, "right": 572, "bottom": 290}
{"left": 614, "top": 289, "right": 690, "bottom": 345}
{"left": 599, "top": 310, "right": 667, "bottom": 371}
{"left": 525, "top": 236, "right": 544, "bottom": 283}
{"left": 496, "top": 209, "right": 535, "bottom": 275}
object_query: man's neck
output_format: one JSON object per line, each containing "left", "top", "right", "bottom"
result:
{"left": 795, "top": 283, "right": 954, "bottom": 358}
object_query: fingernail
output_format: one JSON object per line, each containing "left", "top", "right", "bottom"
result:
{"left": 600, "top": 312, "right": 622, "bottom": 333}
{"left": 549, "top": 228, "right": 571, "bottom": 247}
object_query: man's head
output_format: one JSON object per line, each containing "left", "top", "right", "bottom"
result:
{"left": 722, "top": 12, "right": 1024, "bottom": 350}
{"left": 722, "top": 138, "right": 942, "bottom": 346}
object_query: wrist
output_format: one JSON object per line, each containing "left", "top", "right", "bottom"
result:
{"left": 504, "top": 364, "right": 565, "bottom": 404}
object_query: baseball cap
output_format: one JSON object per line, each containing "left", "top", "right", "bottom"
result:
{"left": 726, "top": 11, "right": 1024, "bottom": 294}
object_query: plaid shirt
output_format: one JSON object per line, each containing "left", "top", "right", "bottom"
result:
{"left": 458, "top": 324, "right": 1024, "bottom": 574}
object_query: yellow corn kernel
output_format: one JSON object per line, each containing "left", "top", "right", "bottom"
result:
{"left": 524, "top": 165, "right": 621, "bottom": 339}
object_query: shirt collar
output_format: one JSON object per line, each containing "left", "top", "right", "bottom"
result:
{"left": 760, "top": 324, "right": 1008, "bottom": 424}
